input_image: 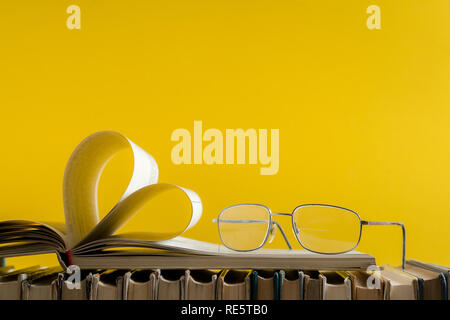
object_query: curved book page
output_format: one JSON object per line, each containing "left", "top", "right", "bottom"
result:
{"left": 63, "top": 131, "right": 202, "bottom": 249}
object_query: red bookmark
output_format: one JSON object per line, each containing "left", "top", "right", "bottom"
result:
{"left": 65, "top": 250, "right": 73, "bottom": 266}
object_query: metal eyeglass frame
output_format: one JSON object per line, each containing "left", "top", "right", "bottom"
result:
{"left": 212, "top": 203, "right": 406, "bottom": 269}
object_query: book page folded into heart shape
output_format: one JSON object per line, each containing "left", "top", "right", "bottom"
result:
{"left": 63, "top": 131, "right": 202, "bottom": 249}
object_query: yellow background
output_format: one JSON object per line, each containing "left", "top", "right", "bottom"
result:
{"left": 0, "top": 0, "right": 449, "bottom": 268}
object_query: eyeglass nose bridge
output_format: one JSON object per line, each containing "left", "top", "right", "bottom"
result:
{"left": 269, "top": 216, "right": 293, "bottom": 250}
{"left": 271, "top": 212, "right": 300, "bottom": 235}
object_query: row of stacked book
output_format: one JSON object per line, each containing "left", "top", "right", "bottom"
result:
{"left": 0, "top": 259, "right": 448, "bottom": 300}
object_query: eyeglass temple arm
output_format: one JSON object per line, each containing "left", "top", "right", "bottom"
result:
{"left": 361, "top": 220, "right": 406, "bottom": 269}
{"left": 272, "top": 221, "right": 293, "bottom": 250}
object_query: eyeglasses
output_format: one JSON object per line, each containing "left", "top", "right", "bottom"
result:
{"left": 213, "top": 204, "right": 406, "bottom": 268}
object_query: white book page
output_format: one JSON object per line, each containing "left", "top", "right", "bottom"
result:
{"left": 63, "top": 131, "right": 202, "bottom": 249}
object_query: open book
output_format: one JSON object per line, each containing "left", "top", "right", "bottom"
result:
{"left": 0, "top": 131, "right": 375, "bottom": 270}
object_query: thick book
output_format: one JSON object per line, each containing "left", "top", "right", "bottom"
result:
{"left": 400, "top": 261, "right": 447, "bottom": 300}
{"left": 0, "top": 266, "right": 42, "bottom": 300}
{"left": 345, "top": 271, "right": 384, "bottom": 300}
{"left": 0, "top": 131, "right": 375, "bottom": 270}
{"left": 216, "top": 270, "right": 251, "bottom": 300}
{"left": 21, "top": 267, "right": 62, "bottom": 300}
{"left": 380, "top": 265, "right": 418, "bottom": 300}
{"left": 250, "top": 270, "right": 279, "bottom": 300}
{"left": 407, "top": 259, "right": 449, "bottom": 300}
{"left": 303, "top": 271, "right": 325, "bottom": 300}
{"left": 184, "top": 270, "right": 218, "bottom": 300}
{"left": 279, "top": 270, "right": 304, "bottom": 300}
{"left": 123, "top": 269, "right": 157, "bottom": 300}
{"left": 321, "top": 271, "right": 352, "bottom": 300}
